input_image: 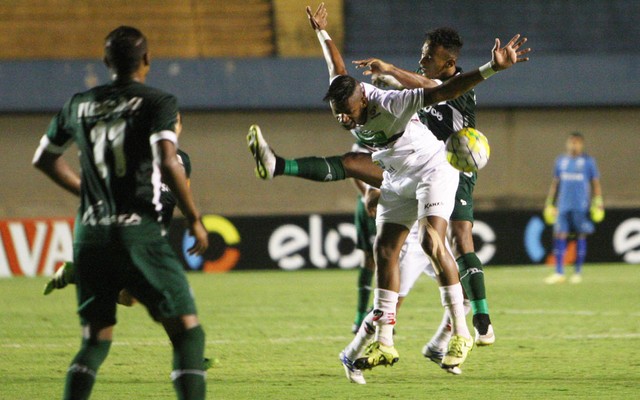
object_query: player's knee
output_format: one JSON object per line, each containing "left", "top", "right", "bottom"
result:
{"left": 364, "top": 251, "right": 376, "bottom": 271}
{"left": 341, "top": 152, "right": 383, "bottom": 187}
{"left": 451, "top": 222, "right": 474, "bottom": 255}
{"left": 340, "top": 152, "right": 360, "bottom": 177}
{"left": 374, "top": 238, "right": 400, "bottom": 267}
{"left": 162, "top": 315, "right": 200, "bottom": 338}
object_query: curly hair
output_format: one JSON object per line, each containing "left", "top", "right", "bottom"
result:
{"left": 323, "top": 75, "right": 359, "bottom": 106}
{"left": 425, "top": 27, "right": 463, "bottom": 56}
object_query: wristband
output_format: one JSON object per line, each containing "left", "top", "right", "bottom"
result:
{"left": 316, "top": 29, "right": 331, "bottom": 42}
{"left": 479, "top": 61, "right": 497, "bottom": 79}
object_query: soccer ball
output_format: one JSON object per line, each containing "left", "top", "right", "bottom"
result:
{"left": 445, "top": 127, "right": 491, "bottom": 172}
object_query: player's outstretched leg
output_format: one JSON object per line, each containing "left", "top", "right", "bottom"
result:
{"left": 247, "top": 124, "right": 277, "bottom": 180}
{"left": 246, "top": 124, "right": 347, "bottom": 182}
{"left": 44, "top": 261, "right": 76, "bottom": 295}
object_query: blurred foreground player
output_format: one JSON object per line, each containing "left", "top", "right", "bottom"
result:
{"left": 32, "top": 26, "right": 208, "bottom": 400}
{"left": 43, "top": 114, "right": 192, "bottom": 302}
{"left": 544, "top": 132, "right": 603, "bottom": 284}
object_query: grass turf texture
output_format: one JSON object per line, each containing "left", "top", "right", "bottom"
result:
{"left": 1, "top": 264, "right": 639, "bottom": 399}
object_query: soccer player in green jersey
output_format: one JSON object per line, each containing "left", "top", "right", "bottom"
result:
{"left": 43, "top": 114, "right": 192, "bottom": 298}
{"left": 32, "top": 26, "right": 208, "bottom": 400}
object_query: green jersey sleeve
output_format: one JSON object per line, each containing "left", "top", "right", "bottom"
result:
{"left": 42, "top": 97, "right": 76, "bottom": 153}
{"left": 150, "top": 94, "right": 179, "bottom": 139}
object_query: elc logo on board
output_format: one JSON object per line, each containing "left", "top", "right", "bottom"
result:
{"left": 0, "top": 218, "right": 74, "bottom": 278}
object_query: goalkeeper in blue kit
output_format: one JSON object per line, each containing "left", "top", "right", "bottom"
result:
{"left": 544, "top": 132, "right": 603, "bottom": 284}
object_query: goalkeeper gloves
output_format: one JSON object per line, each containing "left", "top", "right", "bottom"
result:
{"left": 590, "top": 195, "right": 605, "bottom": 223}
{"left": 543, "top": 198, "right": 557, "bottom": 225}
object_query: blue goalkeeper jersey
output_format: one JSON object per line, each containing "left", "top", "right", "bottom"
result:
{"left": 554, "top": 153, "right": 599, "bottom": 212}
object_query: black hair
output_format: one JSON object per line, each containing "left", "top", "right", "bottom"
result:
{"left": 569, "top": 131, "right": 585, "bottom": 140}
{"left": 323, "top": 75, "right": 359, "bottom": 106}
{"left": 425, "top": 27, "right": 463, "bottom": 56}
{"left": 104, "top": 26, "right": 148, "bottom": 76}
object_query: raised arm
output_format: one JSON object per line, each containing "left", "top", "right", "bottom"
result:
{"left": 423, "top": 34, "right": 530, "bottom": 106}
{"left": 353, "top": 58, "right": 438, "bottom": 89}
{"left": 306, "top": 3, "right": 347, "bottom": 79}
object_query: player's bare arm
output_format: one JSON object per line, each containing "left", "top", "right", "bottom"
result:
{"left": 546, "top": 177, "right": 559, "bottom": 204}
{"left": 591, "top": 178, "right": 602, "bottom": 198}
{"left": 352, "top": 177, "right": 368, "bottom": 196}
{"left": 32, "top": 150, "right": 81, "bottom": 196}
{"left": 156, "top": 139, "right": 208, "bottom": 255}
{"left": 363, "top": 186, "right": 380, "bottom": 218}
{"left": 353, "top": 58, "right": 437, "bottom": 89}
{"left": 424, "top": 34, "right": 530, "bottom": 106}
{"left": 307, "top": 3, "right": 347, "bottom": 78}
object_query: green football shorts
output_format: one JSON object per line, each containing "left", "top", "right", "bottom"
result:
{"left": 450, "top": 172, "right": 477, "bottom": 223}
{"left": 73, "top": 238, "right": 197, "bottom": 326}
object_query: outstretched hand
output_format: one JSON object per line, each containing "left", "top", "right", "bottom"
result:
{"left": 306, "top": 3, "right": 328, "bottom": 31}
{"left": 491, "top": 34, "right": 531, "bottom": 71}
{"left": 352, "top": 58, "right": 394, "bottom": 76}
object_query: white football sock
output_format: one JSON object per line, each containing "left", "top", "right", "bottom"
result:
{"left": 439, "top": 284, "right": 471, "bottom": 338}
{"left": 373, "top": 288, "right": 398, "bottom": 346}
{"left": 427, "top": 309, "right": 452, "bottom": 351}
{"left": 344, "top": 311, "right": 375, "bottom": 360}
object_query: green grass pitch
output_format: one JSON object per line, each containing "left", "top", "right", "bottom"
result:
{"left": 1, "top": 264, "right": 639, "bottom": 399}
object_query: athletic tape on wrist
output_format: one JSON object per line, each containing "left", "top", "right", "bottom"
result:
{"left": 316, "top": 30, "right": 331, "bottom": 42}
{"left": 479, "top": 62, "right": 497, "bottom": 79}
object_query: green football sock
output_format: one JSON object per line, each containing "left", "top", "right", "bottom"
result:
{"left": 457, "top": 252, "right": 490, "bottom": 315}
{"left": 170, "top": 325, "right": 206, "bottom": 400}
{"left": 64, "top": 338, "right": 112, "bottom": 400}
{"left": 280, "top": 156, "right": 346, "bottom": 182}
{"left": 355, "top": 267, "right": 374, "bottom": 325}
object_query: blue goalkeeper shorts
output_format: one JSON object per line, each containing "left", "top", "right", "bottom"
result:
{"left": 554, "top": 210, "right": 594, "bottom": 235}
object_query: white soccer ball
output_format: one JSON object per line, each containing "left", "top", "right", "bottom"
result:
{"left": 445, "top": 127, "right": 491, "bottom": 172}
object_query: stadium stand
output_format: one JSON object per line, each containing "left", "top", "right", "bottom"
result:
{"left": 0, "top": 0, "right": 275, "bottom": 59}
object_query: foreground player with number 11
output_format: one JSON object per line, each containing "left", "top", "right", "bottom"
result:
{"left": 32, "top": 26, "right": 208, "bottom": 400}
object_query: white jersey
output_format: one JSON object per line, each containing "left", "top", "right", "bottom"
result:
{"left": 346, "top": 83, "right": 444, "bottom": 180}
{"left": 349, "top": 82, "right": 426, "bottom": 147}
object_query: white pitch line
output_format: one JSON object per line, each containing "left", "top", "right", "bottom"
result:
{"left": 4, "top": 331, "right": 640, "bottom": 351}
{"left": 411, "top": 307, "right": 640, "bottom": 317}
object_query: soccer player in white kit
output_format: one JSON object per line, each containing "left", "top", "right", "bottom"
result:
{"left": 298, "top": 3, "right": 530, "bottom": 376}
